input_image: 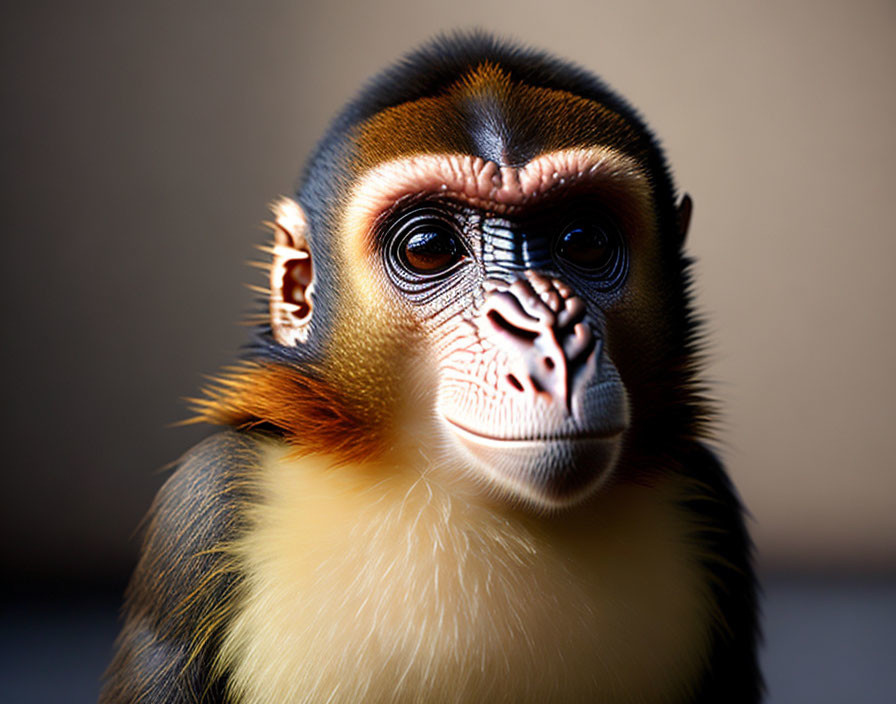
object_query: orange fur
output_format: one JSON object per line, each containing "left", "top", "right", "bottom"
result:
{"left": 188, "top": 362, "right": 385, "bottom": 463}
{"left": 356, "top": 63, "right": 646, "bottom": 170}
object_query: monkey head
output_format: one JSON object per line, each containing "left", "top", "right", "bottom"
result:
{"left": 200, "top": 38, "right": 699, "bottom": 512}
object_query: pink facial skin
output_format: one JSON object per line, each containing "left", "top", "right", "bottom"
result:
{"left": 438, "top": 270, "right": 628, "bottom": 509}
{"left": 477, "top": 272, "right": 595, "bottom": 414}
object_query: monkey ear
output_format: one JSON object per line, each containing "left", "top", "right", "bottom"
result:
{"left": 676, "top": 193, "right": 693, "bottom": 244}
{"left": 269, "top": 197, "right": 314, "bottom": 346}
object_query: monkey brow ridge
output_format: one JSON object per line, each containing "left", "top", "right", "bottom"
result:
{"left": 344, "top": 148, "right": 650, "bottom": 252}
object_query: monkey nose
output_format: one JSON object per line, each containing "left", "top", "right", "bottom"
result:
{"left": 479, "top": 274, "right": 596, "bottom": 411}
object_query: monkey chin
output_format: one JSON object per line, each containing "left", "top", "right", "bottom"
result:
{"left": 443, "top": 419, "right": 625, "bottom": 511}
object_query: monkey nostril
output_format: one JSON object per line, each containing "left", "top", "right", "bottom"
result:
{"left": 506, "top": 374, "right": 524, "bottom": 392}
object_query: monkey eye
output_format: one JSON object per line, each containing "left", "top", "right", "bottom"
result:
{"left": 554, "top": 214, "right": 627, "bottom": 287}
{"left": 397, "top": 219, "right": 466, "bottom": 277}
{"left": 402, "top": 227, "right": 462, "bottom": 274}
{"left": 383, "top": 205, "right": 471, "bottom": 302}
{"left": 557, "top": 221, "right": 611, "bottom": 268}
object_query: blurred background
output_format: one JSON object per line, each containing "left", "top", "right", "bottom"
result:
{"left": 2, "top": 1, "right": 894, "bottom": 701}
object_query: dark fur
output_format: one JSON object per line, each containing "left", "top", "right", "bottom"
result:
{"left": 105, "top": 33, "right": 762, "bottom": 702}
{"left": 677, "top": 445, "right": 762, "bottom": 702}
{"left": 101, "top": 433, "right": 258, "bottom": 703}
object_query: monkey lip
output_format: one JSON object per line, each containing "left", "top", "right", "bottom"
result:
{"left": 443, "top": 416, "right": 624, "bottom": 507}
{"left": 443, "top": 417, "right": 624, "bottom": 447}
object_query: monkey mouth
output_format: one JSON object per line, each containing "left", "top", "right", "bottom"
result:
{"left": 443, "top": 417, "right": 624, "bottom": 446}
{"left": 442, "top": 416, "right": 625, "bottom": 508}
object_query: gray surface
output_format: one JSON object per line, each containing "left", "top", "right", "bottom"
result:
{"left": 1, "top": 576, "right": 894, "bottom": 703}
{"left": 1, "top": 593, "right": 119, "bottom": 704}
{"left": 760, "top": 577, "right": 896, "bottom": 704}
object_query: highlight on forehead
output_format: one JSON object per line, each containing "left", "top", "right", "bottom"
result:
{"left": 355, "top": 62, "right": 647, "bottom": 170}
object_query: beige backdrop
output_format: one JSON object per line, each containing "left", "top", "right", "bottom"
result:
{"left": 234, "top": 0, "right": 896, "bottom": 570}
{"left": 2, "top": 0, "right": 894, "bottom": 579}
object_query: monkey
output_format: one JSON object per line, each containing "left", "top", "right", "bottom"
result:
{"left": 102, "top": 33, "right": 761, "bottom": 704}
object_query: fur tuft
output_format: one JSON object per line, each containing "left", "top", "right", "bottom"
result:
{"left": 187, "top": 361, "right": 384, "bottom": 464}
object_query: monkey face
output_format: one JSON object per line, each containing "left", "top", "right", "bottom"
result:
{"left": 354, "top": 152, "right": 650, "bottom": 509}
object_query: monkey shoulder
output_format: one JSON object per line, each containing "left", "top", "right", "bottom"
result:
{"left": 101, "top": 431, "right": 261, "bottom": 704}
